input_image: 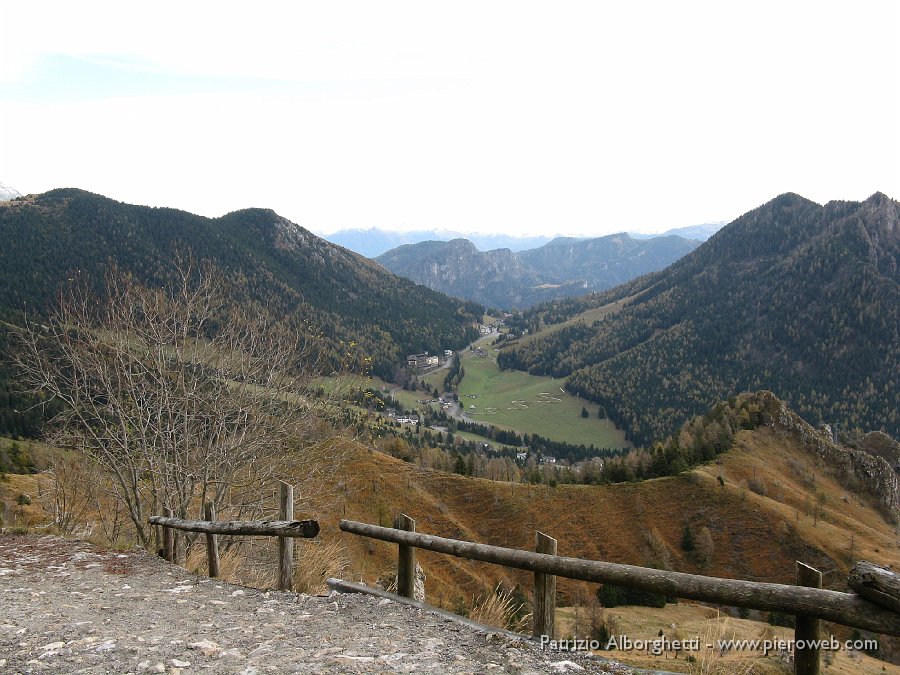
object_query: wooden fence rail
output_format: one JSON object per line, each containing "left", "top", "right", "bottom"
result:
{"left": 149, "top": 482, "right": 318, "bottom": 591}
{"left": 339, "top": 516, "right": 900, "bottom": 675}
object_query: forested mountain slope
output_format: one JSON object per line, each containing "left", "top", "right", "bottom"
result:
{"left": 499, "top": 193, "right": 900, "bottom": 446}
{"left": 376, "top": 238, "right": 586, "bottom": 309}
{"left": 0, "top": 189, "right": 482, "bottom": 435}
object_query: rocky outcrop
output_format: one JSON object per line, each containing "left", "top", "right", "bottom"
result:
{"left": 851, "top": 431, "right": 900, "bottom": 474}
{"left": 745, "top": 391, "right": 899, "bottom": 520}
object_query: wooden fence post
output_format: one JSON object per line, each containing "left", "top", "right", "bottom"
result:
{"left": 395, "top": 514, "right": 416, "bottom": 598}
{"left": 795, "top": 561, "right": 822, "bottom": 675}
{"left": 278, "top": 482, "right": 294, "bottom": 591}
{"left": 533, "top": 531, "right": 557, "bottom": 639}
{"left": 162, "top": 507, "right": 174, "bottom": 563}
{"left": 204, "top": 501, "right": 220, "bottom": 578}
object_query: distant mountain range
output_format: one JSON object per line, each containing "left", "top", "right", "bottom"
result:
{"left": 321, "top": 228, "right": 554, "bottom": 258}
{"left": 0, "top": 182, "right": 22, "bottom": 201}
{"left": 321, "top": 221, "right": 725, "bottom": 258}
{"left": 375, "top": 233, "right": 700, "bottom": 310}
{"left": 630, "top": 221, "right": 726, "bottom": 241}
{"left": 499, "top": 192, "right": 900, "bottom": 446}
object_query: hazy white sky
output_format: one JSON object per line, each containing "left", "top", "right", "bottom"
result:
{"left": 1, "top": 1, "right": 898, "bottom": 236}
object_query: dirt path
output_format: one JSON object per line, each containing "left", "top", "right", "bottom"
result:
{"left": 0, "top": 534, "right": 646, "bottom": 674}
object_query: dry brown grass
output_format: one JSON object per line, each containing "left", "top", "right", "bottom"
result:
{"left": 469, "top": 583, "right": 530, "bottom": 633}
{"left": 292, "top": 538, "right": 350, "bottom": 594}
{"left": 687, "top": 612, "right": 761, "bottom": 675}
{"left": 558, "top": 602, "right": 898, "bottom": 674}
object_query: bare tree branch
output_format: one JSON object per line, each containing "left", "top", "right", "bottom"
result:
{"left": 13, "top": 259, "right": 354, "bottom": 549}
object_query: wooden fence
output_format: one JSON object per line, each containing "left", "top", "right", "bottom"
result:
{"left": 340, "top": 515, "right": 900, "bottom": 675}
{"left": 148, "top": 482, "right": 319, "bottom": 591}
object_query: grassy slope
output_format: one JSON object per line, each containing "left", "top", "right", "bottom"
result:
{"left": 312, "top": 425, "right": 900, "bottom": 597}
{"left": 457, "top": 342, "right": 628, "bottom": 449}
{"left": 4, "top": 423, "right": 898, "bottom": 671}
{"left": 555, "top": 603, "right": 897, "bottom": 674}
{"left": 513, "top": 293, "right": 636, "bottom": 348}
{"left": 297, "top": 423, "right": 900, "bottom": 672}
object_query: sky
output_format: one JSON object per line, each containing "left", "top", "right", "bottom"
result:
{"left": 1, "top": 1, "right": 898, "bottom": 237}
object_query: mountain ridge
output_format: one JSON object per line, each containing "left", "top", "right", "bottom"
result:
{"left": 498, "top": 192, "right": 900, "bottom": 446}
{"left": 376, "top": 232, "right": 700, "bottom": 310}
{"left": 322, "top": 227, "right": 555, "bottom": 258}
{"left": 0, "top": 187, "right": 482, "bottom": 387}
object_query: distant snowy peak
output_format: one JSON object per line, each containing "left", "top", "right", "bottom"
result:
{"left": 0, "top": 182, "right": 23, "bottom": 201}
{"left": 629, "top": 222, "right": 726, "bottom": 241}
{"left": 321, "top": 227, "right": 553, "bottom": 257}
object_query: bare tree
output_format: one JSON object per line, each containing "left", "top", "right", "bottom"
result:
{"left": 14, "top": 260, "right": 352, "bottom": 548}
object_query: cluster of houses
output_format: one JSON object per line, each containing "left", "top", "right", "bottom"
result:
{"left": 478, "top": 318, "right": 507, "bottom": 336}
{"left": 386, "top": 410, "right": 420, "bottom": 425}
{"left": 406, "top": 349, "right": 454, "bottom": 371}
{"left": 406, "top": 353, "right": 439, "bottom": 370}
{"left": 515, "top": 451, "right": 557, "bottom": 464}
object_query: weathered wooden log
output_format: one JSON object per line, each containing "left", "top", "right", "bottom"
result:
{"left": 278, "top": 482, "right": 294, "bottom": 591}
{"left": 848, "top": 561, "right": 900, "bottom": 613}
{"left": 204, "top": 502, "right": 220, "bottom": 578}
{"left": 533, "top": 531, "right": 557, "bottom": 639}
{"left": 162, "top": 507, "right": 174, "bottom": 563}
{"left": 795, "top": 561, "right": 822, "bottom": 675}
{"left": 338, "top": 519, "right": 900, "bottom": 636}
{"left": 395, "top": 514, "right": 416, "bottom": 599}
{"left": 148, "top": 515, "right": 319, "bottom": 538}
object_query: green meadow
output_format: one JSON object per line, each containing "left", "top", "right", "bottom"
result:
{"left": 457, "top": 344, "right": 629, "bottom": 449}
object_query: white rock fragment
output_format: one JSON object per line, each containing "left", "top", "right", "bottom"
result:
{"left": 335, "top": 655, "right": 375, "bottom": 662}
{"left": 189, "top": 640, "right": 221, "bottom": 656}
{"left": 548, "top": 661, "right": 585, "bottom": 672}
{"left": 40, "top": 641, "right": 65, "bottom": 651}
{"left": 218, "top": 648, "right": 244, "bottom": 659}
{"left": 167, "top": 585, "right": 193, "bottom": 594}
{"left": 170, "top": 658, "right": 191, "bottom": 667}
{"left": 378, "top": 652, "right": 407, "bottom": 662}
{"left": 231, "top": 589, "right": 245, "bottom": 596}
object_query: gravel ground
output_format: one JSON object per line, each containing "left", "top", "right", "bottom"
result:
{"left": 0, "top": 534, "right": 652, "bottom": 674}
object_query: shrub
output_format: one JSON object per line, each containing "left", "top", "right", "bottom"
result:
{"left": 747, "top": 476, "right": 767, "bottom": 496}
{"left": 597, "top": 583, "right": 669, "bottom": 608}
{"left": 470, "top": 583, "right": 530, "bottom": 632}
{"left": 680, "top": 522, "right": 695, "bottom": 552}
